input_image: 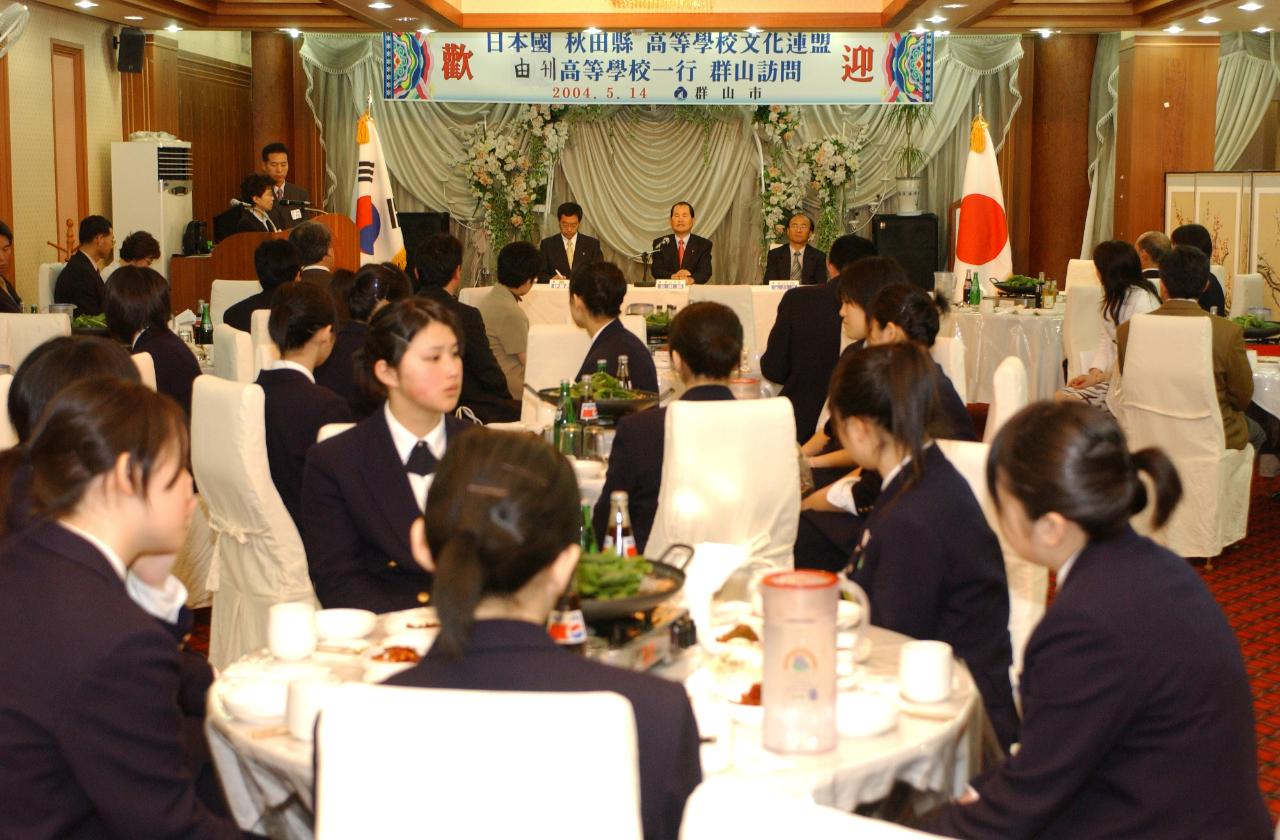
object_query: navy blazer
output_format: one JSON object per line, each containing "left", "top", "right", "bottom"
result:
{"left": 0, "top": 274, "right": 22, "bottom": 313}
{"left": 538, "top": 233, "right": 603, "bottom": 281}
{"left": 934, "top": 361, "right": 976, "bottom": 441}
{"left": 300, "top": 410, "right": 473, "bottom": 612}
{"left": 651, "top": 233, "right": 712, "bottom": 284}
{"left": 760, "top": 280, "right": 841, "bottom": 442}
{"left": 134, "top": 328, "right": 203, "bottom": 418}
{"left": 924, "top": 527, "right": 1271, "bottom": 839}
{"left": 53, "top": 251, "right": 106, "bottom": 317}
{"left": 418, "top": 285, "right": 519, "bottom": 423}
{"left": 386, "top": 620, "right": 702, "bottom": 840}
{"left": 314, "top": 320, "right": 374, "bottom": 418}
{"left": 576, "top": 319, "right": 659, "bottom": 394}
{"left": 593, "top": 384, "right": 733, "bottom": 552}
{"left": 234, "top": 207, "right": 274, "bottom": 234}
{"left": 222, "top": 290, "right": 273, "bottom": 334}
{"left": 255, "top": 367, "right": 352, "bottom": 526}
{"left": 1199, "top": 273, "right": 1226, "bottom": 314}
{"left": 852, "top": 445, "right": 1017, "bottom": 749}
{"left": 0, "top": 521, "right": 242, "bottom": 839}
{"left": 763, "top": 243, "right": 828, "bottom": 286}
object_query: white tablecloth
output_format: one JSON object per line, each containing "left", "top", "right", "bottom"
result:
{"left": 941, "top": 306, "right": 1065, "bottom": 403}
{"left": 1253, "top": 360, "right": 1280, "bottom": 419}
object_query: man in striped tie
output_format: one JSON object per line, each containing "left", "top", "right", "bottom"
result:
{"left": 763, "top": 213, "right": 827, "bottom": 286}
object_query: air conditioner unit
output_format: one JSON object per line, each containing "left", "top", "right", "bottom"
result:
{"left": 110, "top": 139, "right": 193, "bottom": 278}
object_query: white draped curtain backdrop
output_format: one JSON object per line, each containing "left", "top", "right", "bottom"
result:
{"left": 1216, "top": 32, "right": 1280, "bottom": 172}
{"left": 300, "top": 33, "right": 1024, "bottom": 285}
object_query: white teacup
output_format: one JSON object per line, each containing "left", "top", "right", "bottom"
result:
{"left": 898, "top": 640, "right": 954, "bottom": 704}
{"left": 287, "top": 676, "right": 340, "bottom": 741}
{"left": 268, "top": 602, "right": 317, "bottom": 661}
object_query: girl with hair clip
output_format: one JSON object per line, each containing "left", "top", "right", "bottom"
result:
{"left": 385, "top": 429, "right": 702, "bottom": 840}
{"left": 300, "top": 297, "right": 476, "bottom": 613}
{"left": 924, "top": 402, "right": 1270, "bottom": 840}
{"left": 829, "top": 343, "right": 1018, "bottom": 751}
{"left": 0, "top": 380, "right": 243, "bottom": 839}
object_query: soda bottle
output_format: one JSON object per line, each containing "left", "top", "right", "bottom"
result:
{"left": 602, "top": 490, "right": 638, "bottom": 557}
{"left": 961, "top": 271, "right": 972, "bottom": 305}
{"left": 197, "top": 300, "right": 213, "bottom": 345}
{"left": 616, "top": 355, "right": 632, "bottom": 391}
{"left": 553, "top": 379, "right": 573, "bottom": 448}
{"left": 547, "top": 589, "right": 587, "bottom": 654}
{"left": 578, "top": 374, "right": 598, "bottom": 424}
{"left": 596, "top": 359, "right": 607, "bottom": 374}
{"left": 970, "top": 276, "right": 983, "bottom": 308}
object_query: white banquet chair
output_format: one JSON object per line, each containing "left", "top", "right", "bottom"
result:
{"left": 0, "top": 313, "right": 71, "bottom": 369}
{"left": 0, "top": 373, "right": 16, "bottom": 449}
{"left": 1065, "top": 258, "right": 1099, "bottom": 289}
{"left": 931, "top": 335, "right": 968, "bottom": 405}
{"left": 131, "top": 352, "right": 157, "bottom": 390}
{"left": 985, "top": 356, "right": 1028, "bottom": 442}
{"left": 520, "top": 324, "right": 591, "bottom": 426}
{"left": 317, "top": 422, "right": 354, "bottom": 444}
{"left": 1229, "top": 273, "right": 1266, "bottom": 318}
{"left": 1062, "top": 284, "right": 1103, "bottom": 382}
{"left": 191, "top": 375, "right": 316, "bottom": 669}
{"left": 646, "top": 398, "right": 799, "bottom": 566}
{"left": 1114, "top": 314, "right": 1252, "bottom": 558}
{"left": 249, "top": 308, "right": 279, "bottom": 377}
{"left": 690, "top": 284, "right": 758, "bottom": 365}
{"left": 213, "top": 324, "right": 253, "bottom": 383}
{"left": 620, "top": 313, "right": 647, "bottom": 346}
{"left": 210, "top": 279, "right": 261, "bottom": 327}
{"left": 316, "top": 685, "right": 642, "bottom": 840}
{"left": 36, "top": 263, "right": 65, "bottom": 311}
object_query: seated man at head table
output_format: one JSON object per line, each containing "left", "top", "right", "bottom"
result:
{"left": 593, "top": 301, "right": 742, "bottom": 552}
{"left": 222, "top": 238, "right": 301, "bottom": 334}
{"left": 54, "top": 214, "right": 115, "bottom": 317}
{"left": 539, "top": 201, "right": 603, "bottom": 282}
{"left": 571, "top": 261, "right": 659, "bottom": 394}
{"left": 763, "top": 212, "right": 828, "bottom": 286}
{"left": 651, "top": 201, "right": 712, "bottom": 286}
{"left": 477, "top": 240, "right": 538, "bottom": 402}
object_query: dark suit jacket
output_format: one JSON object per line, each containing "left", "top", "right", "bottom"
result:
{"left": 255, "top": 367, "right": 352, "bottom": 526}
{"left": 576, "top": 318, "right": 659, "bottom": 394}
{"left": 53, "top": 251, "right": 105, "bottom": 317}
{"left": 300, "top": 410, "right": 473, "bottom": 612}
{"left": 222, "top": 290, "right": 275, "bottom": 334}
{"left": 134, "top": 328, "right": 202, "bottom": 419}
{"left": 852, "top": 445, "right": 1017, "bottom": 749}
{"left": 538, "top": 233, "right": 603, "bottom": 281}
{"left": 0, "top": 521, "right": 242, "bottom": 839}
{"left": 651, "top": 233, "right": 712, "bottom": 284}
{"left": 314, "top": 320, "right": 373, "bottom": 419}
{"left": 763, "top": 243, "right": 827, "bottom": 285}
{"left": 0, "top": 274, "right": 22, "bottom": 313}
{"left": 593, "top": 385, "right": 733, "bottom": 552}
{"left": 267, "top": 181, "right": 310, "bottom": 231}
{"left": 935, "top": 361, "right": 977, "bottom": 441}
{"left": 418, "top": 285, "right": 519, "bottom": 423}
{"left": 386, "top": 619, "right": 702, "bottom": 840}
{"left": 299, "top": 266, "right": 332, "bottom": 290}
{"left": 234, "top": 207, "right": 275, "bottom": 234}
{"left": 760, "top": 280, "right": 841, "bottom": 442}
{"left": 1199, "top": 272, "right": 1226, "bottom": 314}
{"left": 924, "top": 527, "right": 1271, "bottom": 840}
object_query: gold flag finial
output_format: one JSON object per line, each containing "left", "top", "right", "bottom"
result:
{"left": 970, "top": 113, "right": 988, "bottom": 153}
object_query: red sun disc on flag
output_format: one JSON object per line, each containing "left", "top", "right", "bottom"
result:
{"left": 956, "top": 194, "right": 1008, "bottom": 265}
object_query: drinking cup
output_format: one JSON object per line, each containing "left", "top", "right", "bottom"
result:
{"left": 287, "top": 676, "right": 339, "bottom": 741}
{"left": 268, "top": 602, "right": 317, "bottom": 661}
{"left": 898, "top": 640, "right": 954, "bottom": 703}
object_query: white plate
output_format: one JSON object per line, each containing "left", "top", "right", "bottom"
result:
{"left": 836, "top": 691, "right": 898, "bottom": 738}
{"left": 315, "top": 608, "right": 377, "bottom": 642}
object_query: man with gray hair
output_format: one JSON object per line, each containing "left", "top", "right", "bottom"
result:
{"left": 289, "top": 220, "right": 334, "bottom": 289}
{"left": 1135, "top": 230, "right": 1170, "bottom": 281}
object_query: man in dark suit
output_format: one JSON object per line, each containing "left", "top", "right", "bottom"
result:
{"left": 538, "top": 201, "right": 603, "bottom": 282}
{"left": 571, "top": 261, "right": 659, "bottom": 392}
{"left": 53, "top": 214, "right": 114, "bottom": 317}
{"left": 1134, "top": 229, "right": 1169, "bottom": 282}
{"left": 223, "top": 239, "right": 301, "bottom": 333}
{"left": 262, "top": 142, "right": 311, "bottom": 231}
{"left": 761, "top": 233, "right": 877, "bottom": 442}
{"left": 1171, "top": 223, "right": 1226, "bottom": 314}
{"left": 763, "top": 213, "right": 827, "bottom": 285}
{"left": 594, "top": 302, "right": 740, "bottom": 551}
{"left": 414, "top": 233, "right": 520, "bottom": 423}
{"left": 0, "top": 220, "right": 22, "bottom": 313}
{"left": 651, "top": 201, "right": 712, "bottom": 285}
{"left": 289, "top": 220, "right": 334, "bottom": 289}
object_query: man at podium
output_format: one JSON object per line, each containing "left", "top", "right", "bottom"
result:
{"left": 651, "top": 202, "right": 712, "bottom": 285}
{"left": 262, "top": 142, "right": 311, "bottom": 231}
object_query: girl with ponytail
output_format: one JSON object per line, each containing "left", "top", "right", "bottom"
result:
{"left": 924, "top": 401, "right": 1270, "bottom": 838}
{"left": 385, "top": 430, "right": 702, "bottom": 840}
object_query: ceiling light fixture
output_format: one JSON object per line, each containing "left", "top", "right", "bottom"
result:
{"left": 393, "top": 15, "right": 416, "bottom": 21}
{"left": 911, "top": 24, "right": 930, "bottom": 33}
{"left": 1031, "top": 27, "right": 1053, "bottom": 37}
{"left": 1164, "top": 24, "right": 1184, "bottom": 31}
{"left": 164, "top": 23, "right": 181, "bottom": 31}
{"left": 418, "top": 26, "right": 434, "bottom": 34}
{"left": 367, "top": 2, "right": 392, "bottom": 9}
{"left": 942, "top": 2, "right": 967, "bottom": 7}
{"left": 1239, "top": 2, "right": 1263, "bottom": 10}
{"left": 123, "top": 14, "right": 143, "bottom": 19}
{"left": 936, "top": 30, "right": 951, "bottom": 36}
{"left": 1256, "top": 24, "right": 1273, "bottom": 30}
{"left": 745, "top": 25, "right": 763, "bottom": 34}
{"left": 279, "top": 27, "right": 301, "bottom": 37}
{"left": 925, "top": 14, "right": 947, "bottom": 22}
{"left": 73, "top": 0, "right": 96, "bottom": 8}
{"left": 1198, "top": 13, "right": 1221, "bottom": 21}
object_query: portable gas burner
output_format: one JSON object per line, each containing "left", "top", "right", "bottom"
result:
{"left": 585, "top": 604, "right": 697, "bottom": 671}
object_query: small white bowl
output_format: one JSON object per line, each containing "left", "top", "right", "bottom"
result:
{"left": 361, "top": 632, "right": 434, "bottom": 683}
{"left": 837, "top": 690, "right": 898, "bottom": 738}
{"left": 314, "top": 608, "right": 377, "bottom": 642}
{"left": 221, "top": 682, "right": 288, "bottom": 725}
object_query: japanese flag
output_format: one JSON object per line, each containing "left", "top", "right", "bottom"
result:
{"left": 354, "top": 113, "right": 406, "bottom": 268}
{"left": 952, "top": 116, "right": 1011, "bottom": 300}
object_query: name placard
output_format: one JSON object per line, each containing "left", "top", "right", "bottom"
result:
{"left": 768, "top": 280, "right": 800, "bottom": 291}
{"left": 548, "top": 278, "right": 571, "bottom": 290}
{"left": 655, "top": 278, "right": 688, "bottom": 290}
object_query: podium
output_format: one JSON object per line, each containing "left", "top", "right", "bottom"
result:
{"left": 169, "top": 213, "right": 359, "bottom": 314}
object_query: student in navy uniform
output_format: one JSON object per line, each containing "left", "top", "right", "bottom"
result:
{"left": 105, "top": 265, "right": 203, "bottom": 418}
{"left": 316, "top": 264, "right": 411, "bottom": 418}
{"left": 571, "top": 261, "right": 659, "bottom": 392}
{"left": 301, "top": 298, "right": 475, "bottom": 613}
{"left": 223, "top": 239, "right": 301, "bottom": 333}
{"left": 0, "top": 380, "right": 243, "bottom": 839}
{"left": 53, "top": 214, "right": 115, "bottom": 317}
{"left": 593, "top": 301, "right": 741, "bottom": 552}
{"left": 255, "top": 283, "right": 351, "bottom": 526}
{"left": 829, "top": 343, "right": 1017, "bottom": 751}
{"left": 922, "top": 402, "right": 1270, "bottom": 839}
{"left": 385, "top": 429, "right": 702, "bottom": 840}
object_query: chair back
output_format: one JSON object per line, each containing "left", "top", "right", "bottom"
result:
{"left": 1065, "top": 258, "right": 1098, "bottom": 288}
{"left": 985, "top": 356, "right": 1028, "bottom": 442}
{"left": 36, "top": 263, "right": 64, "bottom": 311}
{"left": 1063, "top": 284, "right": 1104, "bottom": 381}
{"left": 647, "top": 398, "right": 799, "bottom": 565}
{"left": 132, "top": 352, "right": 157, "bottom": 390}
{"left": 620, "top": 314, "right": 647, "bottom": 346}
{"left": 191, "top": 375, "right": 315, "bottom": 669}
{"left": 213, "top": 324, "right": 254, "bottom": 383}
{"left": 521, "top": 324, "right": 591, "bottom": 426}
{"left": 0, "top": 313, "right": 71, "bottom": 369}
{"left": 317, "top": 422, "right": 355, "bottom": 443}
{"left": 930, "top": 335, "right": 968, "bottom": 404}
{"left": 1229, "top": 272, "right": 1266, "bottom": 318}
{"left": 690, "top": 284, "right": 758, "bottom": 365}
{"left": 0, "top": 373, "right": 16, "bottom": 449}
{"left": 315, "top": 684, "right": 642, "bottom": 840}
{"left": 210, "top": 279, "right": 262, "bottom": 326}
{"left": 249, "top": 308, "right": 279, "bottom": 377}
{"left": 750, "top": 288, "right": 786, "bottom": 376}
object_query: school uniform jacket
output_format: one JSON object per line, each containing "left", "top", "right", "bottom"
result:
{"left": 760, "top": 280, "right": 841, "bottom": 443}
{"left": 134, "top": 328, "right": 203, "bottom": 418}
{"left": 576, "top": 318, "right": 659, "bottom": 394}
{"left": 314, "top": 320, "right": 372, "bottom": 418}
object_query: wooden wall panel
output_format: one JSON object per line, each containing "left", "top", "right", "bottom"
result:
{"left": 178, "top": 53, "right": 254, "bottom": 232}
{"left": 998, "top": 35, "right": 1036, "bottom": 276}
{"left": 121, "top": 35, "right": 180, "bottom": 137}
{"left": 0, "top": 57, "right": 12, "bottom": 230}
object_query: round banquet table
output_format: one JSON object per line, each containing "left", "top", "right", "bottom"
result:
{"left": 940, "top": 305, "right": 1065, "bottom": 404}
{"left": 1252, "top": 357, "right": 1280, "bottom": 419}
{"left": 206, "top": 622, "right": 981, "bottom": 838}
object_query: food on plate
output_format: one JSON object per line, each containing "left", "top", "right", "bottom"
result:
{"left": 573, "top": 551, "right": 654, "bottom": 600}
{"left": 1232, "top": 314, "right": 1280, "bottom": 330}
{"left": 737, "top": 682, "right": 762, "bottom": 706}
{"left": 717, "top": 624, "right": 759, "bottom": 644}
{"left": 570, "top": 371, "right": 649, "bottom": 402}
{"left": 371, "top": 645, "right": 421, "bottom": 663}
{"left": 71, "top": 313, "right": 108, "bottom": 330}
{"left": 1001, "top": 275, "right": 1039, "bottom": 289}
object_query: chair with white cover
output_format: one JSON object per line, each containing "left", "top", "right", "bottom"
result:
{"left": 0, "top": 313, "right": 71, "bottom": 369}
{"left": 191, "top": 375, "right": 316, "bottom": 669}
{"left": 646, "top": 398, "right": 799, "bottom": 567}
{"left": 620, "top": 313, "right": 648, "bottom": 346}
{"left": 249, "top": 308, "right": 279, "bottom": 377}
{"left": 1062, "top": 284, "right": 1104, "bottom": 381}
{"left": 930, "top": 335, "right": 968, "bottom": 405}
{"left": 1228, "top": 272, "right": 1266, "bottom": 318}
{"left": 0, "top": 373, "right": 16, "bottom": 449}
{"left": 689, "top": 284, "right": 758, "bottom": 363}
{"left": 1065, "top": 258, "right": 1099, "bottom": 288}
{"left": 315, "top": 684, "right": 642, "bottom": 839}
{"left": 1113, "top": 314, "right": 1252, "bottom": 558}
{"left": 36, "top": 263, "right": 65, "bottom": 311}
{"left": 985, "top": 356, "right": 1028, "bottom": 442}
{"left": 210, "top": 279, "right": 261, "bottom": 326}
{"left": 131, "top": 352, "right": 157, "bottom": 390}
{"left": 317, "top": 422, "right": 355, "bottom": 443}
{"left": 520, "top": 324, "right": 591, "bottom": 426}
{"left": 213, "top": 324, "right": 254, "bottom": 383}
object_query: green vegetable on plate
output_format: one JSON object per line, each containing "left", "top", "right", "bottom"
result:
{"left": 573, "top": 552, "right": 653, "bottom": 600}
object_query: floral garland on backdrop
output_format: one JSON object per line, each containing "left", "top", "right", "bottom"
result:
{"left": 752, "top": 105, "right": 805, "bottom": 257}
{"left": 795, "top": 131, "right": 866, "bottom": 253}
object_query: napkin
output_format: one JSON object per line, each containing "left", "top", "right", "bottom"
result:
{"left": 172, "top": 309, "right": 197, "bottom": 327}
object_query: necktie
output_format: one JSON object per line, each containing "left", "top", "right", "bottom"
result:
{"left": 677, "top": 239, "right": 686, "bottom": 267}
{"left": 405, "top": 441, "right": 437, "bottom": 476}
{"left": 791, "top": 251, "right": 802, "bottom": 282}
{"left": 565, "top": 239, "right": 574, "bottom": 270}
{"left": 275, "top": 185, "right": 283, "bottom": 201}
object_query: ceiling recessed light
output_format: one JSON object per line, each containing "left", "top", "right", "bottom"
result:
{"left": 1031, "top": 27, "right": 1053, "bottom": 37}
{"left": 123, "top": 14, "right": 142, "bottom": 19}
{"left": 911, "top": 24, "right": 930, "bottom": 33}
{"left": 418, "top": 26, "right": 433, "bottom": 34}
{"left": 164, "top": 23, "right": 181, "bottom": 31}
{"left": 279, "top": 27, "right": 301, "bottom": 37}
{"left": 1164, "top": 24, "right": 1184, "bottom": 31}
{"left": 1198, "top": 13, "right": 1221, "bottom": 22}
{"left": 367, "top": 2, "right": 392, "bottom": 8}
{"left": 936, "top": 30, "right": 950, "bottom": 36}
{"left": 745, "top": 25, "right": 763, "bottom": 34}
{"left": 942, "top": 2, "right": 966, "bottom": 7}
{"left": 1239, "top": 2, "right": 1263, "bottom": 9}
{"left": 394, "top": 15, "right": 416, "bottom": 21}
{"left": 74, "top": 0, "right": 96, "bottom": 8}
{"left": 1256, "top": 24, "right": 1272, "bottom": 30}
{"left": 925, "top": 14, "right": 947, "bottom": 22}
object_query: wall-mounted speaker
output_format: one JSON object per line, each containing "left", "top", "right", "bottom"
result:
{"left": 116, "top": 26, "right": 145, "bottom": 73}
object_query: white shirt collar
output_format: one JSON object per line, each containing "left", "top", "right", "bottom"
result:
{"left": 791, "top": 245, "right": 805, "bottom": 256}
{"left": 881, "top": 442, "right": 934, "bottom": 490}
{"left": 1056, "top": 546, "right": 1085, "bottom": 586}
{"left": 269, "top": 358, "right": 315, "bottom": 383}
{"left": 58, "top": 522, "right": 187, "bottom": 622}
{"left": 59, "top": 521, "right": 127, "bottom": 581}
{"left": 302, "top": 263, "right": 327, "bottom": 273}
{"left": 384, "top": 402, "right": 447, "bottom": 463}
{"left": 589, "top": 319, "right": 615, "bottom": 346}
{"left": 562, "top": 234, "right": 576, "bottom": 250}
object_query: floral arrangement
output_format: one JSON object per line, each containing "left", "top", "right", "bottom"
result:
{"left": 795, "top": 131, "right": 865, "bottom": 252}
{"left": 761, "top": 164, "right": 806, "bottom": 247}
{"left": 752, "top": 104, "right": 802, "bottom": 150}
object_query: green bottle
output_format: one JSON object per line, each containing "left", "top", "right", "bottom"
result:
{"left": 579, "top": 502, "right": 597, "bottom": 553}
{"left": 554, "top": 379, "right": 574, "bottom": 448}
{"left": 969, "top": 275, "right": 983, "bottom": 307}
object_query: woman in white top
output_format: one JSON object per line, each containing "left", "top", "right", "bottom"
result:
{"left": 1057, "top": 240, "right": 1161, "bottom": 410}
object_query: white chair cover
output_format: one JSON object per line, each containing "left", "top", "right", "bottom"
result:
{"left": 213, "top": 324, "right": 253, "bottom": 383}
{"left": 1065, "top": 258, "right": 1099, "bottom": 288}
{"left": 1229, "top": 272, "right": 1266, "bottom": 318}
{"left": 210, "top": 279, "right": 262, "bottom": 326}
{"left": 171, "top": 495, "right": 217, "bottom": 610}
{"left": 317, "top": 422, "right": 355, "bottom": 443}
{"left": 620, "top": 313, "right": 647, "bottom": 346}
{"left": 985, "top": 356, "right": 1028, "bottom": 442}
{"left": 1113, "top": 314, "right": 1252, "bottom": 558}
{"left": 36, "top": 263, "right": 64, "bottom": 311}
{"left": 316, "top": 684, "right": 642, "bottom": 840}
{"left": 931, "top": 335, "right": 968, "bottom": 405}
{"left": 690, "top": 285, "right": 758, "bottom": 365}
{"left": 0, "top": 313, "right": 71, "bottom": 369}
{"left": 647, "top": 398, "right": 799, "bottom": 567}
{"left": 750, "top": 288, "right": 786, "bottom": 378}
{"left": 521, "top": 324, "right": 591, "bottom": 426}
{"left": 1062, "top": 284, "right": 1104, "bottom": 381}
{"left": 935, "top": 439, "right": 1047, "bottom": 698}
{"left": 191, "top": 375, "right": 316, "bottom": 669}
{"left": 249, "top": 309, "right": 279, "bottom": 377}
{"left": 0, "top": 373, "right": 16, "bottom": 449}
{"left": 132, "top": 352, "right": 157, "bottom": 390}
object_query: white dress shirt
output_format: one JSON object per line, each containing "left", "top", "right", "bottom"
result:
{"left": 268, "top": 358, "right": 315, "bottom": 383}
{"left": 59, "top": 521, "right": 187, "bottom": 623}
{"left": 384, "top": 403, "right": 447, "bottom": 511}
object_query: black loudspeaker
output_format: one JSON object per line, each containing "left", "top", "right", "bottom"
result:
{"left": 116, "top": 27, "right": 145, "bottom": 73}
{"left": 398, "top": 211, "right": 450, "bottom": 282}
{"left": 871, "top": 213, "right": 940, "bottom": 291}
